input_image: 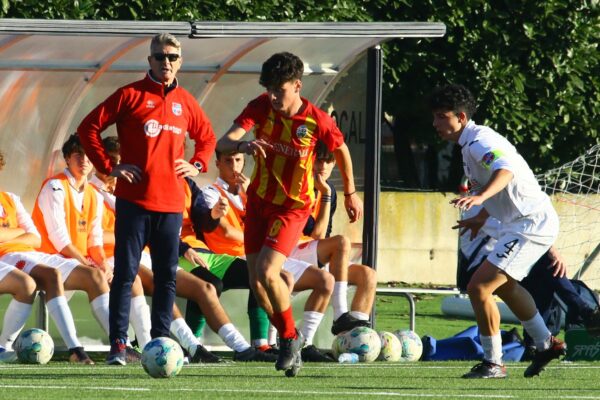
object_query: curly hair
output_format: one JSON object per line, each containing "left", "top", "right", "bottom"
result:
{"left": 315, "top": 141, "right": 335, "bottom": 162}
{"left": 428, "top": 84, "right": 478, "bottom": 119}
{"left": 259, "top": 52, "right": 304, "bottom": 89}
{"left": 62, "top": 134, "right": 85, "bottom": 159}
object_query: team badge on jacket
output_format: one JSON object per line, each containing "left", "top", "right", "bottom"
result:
{"left": 296, "top": 124, "right": 308, "bottom": 139}
{"left": 172, "top": 102, "right": 182, "bottom": 116}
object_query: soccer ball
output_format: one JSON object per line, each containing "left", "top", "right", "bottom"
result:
{"left": 331, "top": 332, "right": 350, "bottom": 358}
{"left": 141, "top": 337, "right": 184, "bottom": 378}
{"left": 14, "top": 328, "right": 54, "bottom": 364}
{"left": 345, "top": 326, "right": 381, "bottom": 362}
{"left": 393, "top": 329, "right": 423, "bottom": 362}
{"left": 377, "top": 331, "right": 402, "bottom": 362}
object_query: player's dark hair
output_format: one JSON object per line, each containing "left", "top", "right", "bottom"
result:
{"left": 259, "top": 52, "right": 304, "bottom": 89}
{"left": 62, "top": 134, "right": 85, "bottom": 158}
{"left": 315, "top": 141, "right": 335, "bottom": 162}
{"left": 428, "top": 84, "right": 478, "bottom": 119}
{"left": 102, "top": 136, "right": 120, "bottom": 154}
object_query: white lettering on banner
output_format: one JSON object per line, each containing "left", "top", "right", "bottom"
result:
{"left": 572, "top": 343, "right": 600, "bottom": 358}
{"left": 144, "top": 119, "right": 183, "bottom": 138}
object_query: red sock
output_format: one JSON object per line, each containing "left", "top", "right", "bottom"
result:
{"left": 271, "top": 307, "right": 297, "bottom": 340}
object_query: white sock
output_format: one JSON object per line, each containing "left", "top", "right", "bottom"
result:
{"left": 170, "top": 317, "right": 200, "bottom": 355}
{"left": 300, "top": 311, "right": 324, "bottom": 346}
{"left": 253, "top": 338, "right": 268, "bottom": 348}
{"left": 268, "top": 324, "right": 278, "bottom": 346}
{"left": 130, "top": 295, "right": 152, "bottom": 349}
{"left": 480, "top": 334, "right": 503, "bottom": 365}
{"left": 217, "top": 323, "right": 250, "bottom": 353}
{"left": 349, "top": 311, "right": 369, "bottom": 321}
{"left": 47, "top": 296, "right": 81, "bottom": 349}
{"left": 0, "top": 299, "right": 32, "bottom": 349}
{"left": 90, "top": 293, "right": 110, "bottom": 335}
{"left": 521, "top": 313, "right": 551, "bottom": 350}
{"left": 332, "top": 281, "right": 349, "bottom": 319}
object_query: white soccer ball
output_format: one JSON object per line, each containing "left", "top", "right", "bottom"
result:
{"left": 331, "top": 332, "right": 350, "bottom": 359}
{"left": 393, "top": 329, "right": 423, "bottom": 362}
{"left": 377, "top": 331, "right": 402, "bottom": 362}
{"left": 345, "top": 326, "right": 381, "bottom": 363}
{"left": 14, "top": 328, "right": 54, "bottom": 364}
{"left": 141, "top": 337, "right": 184, "bottom": 378}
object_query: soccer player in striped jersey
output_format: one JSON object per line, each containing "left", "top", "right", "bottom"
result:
{"left": 217, "top": 52, "right": 363, "bottom": 375}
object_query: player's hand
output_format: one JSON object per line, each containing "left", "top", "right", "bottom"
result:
{"left": 450, "top": 195, "right": 485, "bottom": 211}
{"left": 211, "top": 196, "right": 229, "bottom": 219}
{"left": 314, "top": 172, "right": 331, "bottom": 195}
{"left": 175, "top": 159, "right": 199, "bottom": 178}
{"left": 241, "top": 139, "right": 272, "bottom": 159}
{"left": 110, "top": 164, "right": 142, "bottom": 184}
{"left": 452, "top": 214, "right": 487, "bottom": 240}
{"left": 548, "top": 246, "right": 567, "bottom": 278}
{"left": 344, "top": 193, "right": 363, "bottom": 223}
{"left": 235, "top": 172, "right": 250, "bottom": 193}
{"left": 184, "top": 248, "right": 209, "bottom": 269}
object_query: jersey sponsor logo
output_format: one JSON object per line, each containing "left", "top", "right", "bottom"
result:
{"left": 271, "top": 141, "right": 309, "bottom": 158}
{"left": 146, "top": 100, "right": 155, "bottom": 109}
{"left": 481, "top": 150, "right": 503, "bottom": 170}
{"left": 144, "top": 119, "right": 183, "bottom": 137}
{"left": 172, "top": 102, "right": 182, "bottom": 116}
{"left": 296, "top": 124, "right": 308, "bottom": 139}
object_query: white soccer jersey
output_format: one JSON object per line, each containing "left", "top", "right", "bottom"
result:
{"left": 459, "top": 121, "right": 552, "bottom": 223}
{"left": 0, "top": 192, "right": 41, "bottom": 238}
{"left": 201, "top": 177, "right": 245, "bottom": 212}
{"left": 89, "top": 174, "right": 116, "bottom": 212}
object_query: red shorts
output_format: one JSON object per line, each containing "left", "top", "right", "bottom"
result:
{"left": 244, "top": 193, "right": 311, "bottom": 257}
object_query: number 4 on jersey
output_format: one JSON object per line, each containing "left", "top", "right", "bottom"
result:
{"left": 496, "top": 239, "right": 519, "bottom": 259}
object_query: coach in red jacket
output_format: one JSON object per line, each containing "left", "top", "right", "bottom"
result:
{"left": 78, "top": 33, "right": 216, "bottom": 365}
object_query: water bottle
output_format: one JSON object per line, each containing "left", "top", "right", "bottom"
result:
{"left": 338, "top": 352, "right": 359, "bottom": 364}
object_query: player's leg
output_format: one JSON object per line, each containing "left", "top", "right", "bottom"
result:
{"left": 0, "top": 265, "right": 36, "bottom": 357}
{"left": 347, "top": 263, "right": 377, "bottom": 320}
{"left": 184, "top": 263, "right": 223, "bottom": 338}
{"left": 29, "top": 262, "right": 93, "bottom": 364}
{"left": 290, "top": 262, "right": 335, "bottom": 362}
{"left": 127, "top": 275, "right": 152, "bottom": 349}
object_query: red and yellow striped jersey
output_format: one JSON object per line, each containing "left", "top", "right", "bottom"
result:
{"left": 235, "top": 94, "right": 344, "bottom": 210}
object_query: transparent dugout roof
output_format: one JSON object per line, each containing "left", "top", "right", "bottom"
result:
{"left": 0, "top": 19, "right": 445, "bottom": 208}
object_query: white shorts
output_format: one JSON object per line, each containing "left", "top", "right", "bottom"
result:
{"left": 108, "top": 251, "right": 154, "bottom": 271}
{"left": 289, "top": 240, "right": 330, "bottom": 271}
{"left": 0, "top": 261, "right": 16, "bottom": 281}
{"left": 487, "top": 209, "right": 559, "bottom": 281}
{"left": 282, "top": 257, "right": 314, "bottom": 283}
{"left": 0, "top": 252, "right": 80, "bottom": 282}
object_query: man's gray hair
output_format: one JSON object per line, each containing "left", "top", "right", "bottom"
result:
{"left": 150, "top": 33, "right": 181, "bottom": 54}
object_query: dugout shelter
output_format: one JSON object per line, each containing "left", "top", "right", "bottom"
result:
{"left": 0, "top": 19, "right": 445, "bottom": 349}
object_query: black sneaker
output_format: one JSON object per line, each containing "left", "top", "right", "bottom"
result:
{"left": 106, "top": 338, "right": 127, "bottom": 366}
{"left": 331, "top": 312, "right": 370, "bottom": 335}
{"left": 524, "top": 336, "right": 566, "bottom": 377}
{"left": 275, "top": 330, "right": 304, "bottom": 377}
{"left": 462, "top": 361, "right": 507, "bottom": 379}
{"left": 68, "top": 347, "right": 94, "bottom": 365}
{"left": 190, "top": 344, "right": 223, "bottom": 364}
{"left": 234, "top": 347, "right": 278, "bottom": 362}
{"left": 125, "top": 346, "right": 142, "bottom": 363}
{"left": 584, "top": 308, "right": 600, "bottom": 337}
{"left": 301, "top": 344, "right": 335, "bottom": 362}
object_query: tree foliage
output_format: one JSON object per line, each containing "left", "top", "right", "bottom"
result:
{"left": 1, "top": 0, "right": 599, "bottom": 177}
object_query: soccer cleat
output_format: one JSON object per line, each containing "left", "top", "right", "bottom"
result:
{"left": 190, "top": 344, "right": 223, "bottom": 364}
{"left": 0, "top": 347, "right": 17, "bottom": 363}
{"left": 301, "top": 344, "right": 335, "bottom": 362}
{"left": 125, "top": 346, "right": 142, "bottom": 363}
{"left": 331, "top": 312, "right": 370, "bottom": 335}
{"left": 106, "top": 338, "right": 127, "bottom": 366}
{"left": 233, "top": 347, "right": 278, "bottom": 362}
{"left": 68, "top": 347, "right": 94, "bottom": 365}
{"left": 256, "top": 344, "right": 279, "bottom": 355}
{"left": 584, "top": 308, "right": 600, "bottom": 337}
{"left": 524, "top": 336, "right": 566, "bottom": 378}
{"left": 276, "top": 330, "right": 304, "bottom": 377}
{"left": 462, "top": 361, "right": 507, "bottom": 379}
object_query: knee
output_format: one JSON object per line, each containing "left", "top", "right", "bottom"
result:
{"left": 89, "top": 267, "right": 109, "bottom": 293}
{"left": 20, "top": 274, "right": 38, "bottom": 299}
{"left": 362, "top": 267, "right": 377, "bottom": 290}
{"left": 334, "top": 235, "right": 351, "bottom": 255}
{"left": 319, "top": 271, "right": 335, "bottom": 295}
{"left": 466, "top": 281, "right": 489, "bottom": 302}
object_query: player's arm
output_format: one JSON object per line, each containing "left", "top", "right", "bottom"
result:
{"left": 1, "top": 194, "right": 41, "bottom": 247}
{"left": 333, "top": 143, "right": 363, "bottom": 223}
{"left": 183, "top": 103, "right": 217, "bottom": 176}
{"left": 218, "top": 124, "right": 272, "bottom": 158}
{"left": 451, "top": 169, "right": 513, "bottom": 211}
{"left": 218, "top": 219, "right": 244, "bottom": 242}
{"left": 87, "top": 196, "right": 110, "bottom": 273}
{"left": 309, "top": 177, "right": 333, "bottom": 240}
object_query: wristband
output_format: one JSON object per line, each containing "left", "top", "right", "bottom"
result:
{"left": 321, "top": 195, "right": 331, "bottom": 203}
{"left": 236, "top": 141, "right": 246, "bottom": 153}
{"left": 343, "top": 191, "right": 356, "bottom": 197}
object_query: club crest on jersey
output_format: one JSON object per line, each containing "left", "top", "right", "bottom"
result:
{"left": 172, "top": 102, "right": 182, "bottom": 116}
{"left": 144, "top": 119, "right": 161, "bottom": 137}
{"left": 481, "top": 150, "right": 503, "bottom": 170}
{"left": 296, "top": 124, "right": 308, "bottom": 139}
